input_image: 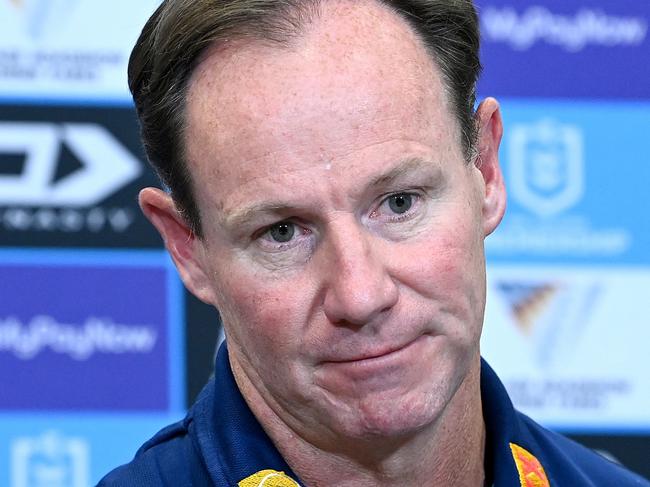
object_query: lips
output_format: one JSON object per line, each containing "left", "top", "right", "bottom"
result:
{"left": 322, "top": 335, "right": 423, "bottom": 364}
{"left": 314, "top": 335, "right": 432, "bottom": 392}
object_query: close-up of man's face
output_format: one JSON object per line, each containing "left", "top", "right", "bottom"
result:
{"left": 145, "top": 0, "right": 505, "bottom": 450}
{"left": 6, "top": 0, "right": 650, "bottom": 483}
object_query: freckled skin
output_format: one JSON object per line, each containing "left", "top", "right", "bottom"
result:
{"left": 143, "top": 1, "right": 506, "bottom": 485}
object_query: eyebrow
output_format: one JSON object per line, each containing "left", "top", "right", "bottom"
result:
{"left": 223, "top": 201, "right": 300, "bottom": 231}
{"left": 221, "top": 156, "right": 439, "bottom": 230}
{"left": 367, "top": 156, "right": 438, "bottom": 189}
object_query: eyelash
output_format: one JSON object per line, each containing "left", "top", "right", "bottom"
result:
{"left": 256, "top": 221, "right": 311, "bottom": 251}
{"left": 371, "top": 191, "right": 422, "bottom": 222}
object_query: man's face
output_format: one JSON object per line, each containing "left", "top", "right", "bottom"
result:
{"left": 179, "top": 1, "right": 503, "bottom": 443}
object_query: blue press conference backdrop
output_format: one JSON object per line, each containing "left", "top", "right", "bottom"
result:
{"left": 476, "top": 0, "right": 650, "bottom": 439}
{"left": 0, "top": 0, "right": 648, "bottom": 485}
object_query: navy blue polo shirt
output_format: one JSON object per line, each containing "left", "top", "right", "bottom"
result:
{"left": 99, "top": 344, "right": 649, "bottom": 486}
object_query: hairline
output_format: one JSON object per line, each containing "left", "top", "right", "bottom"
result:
{"left": 177, "top": 3, "right": 475, "bottom": 238}
{"left": 131, "top": 0, "right": 480, "bottom": 239}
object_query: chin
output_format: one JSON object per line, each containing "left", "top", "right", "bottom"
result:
{"left": 329, "top": 384, "right": 451, "bottom": 441}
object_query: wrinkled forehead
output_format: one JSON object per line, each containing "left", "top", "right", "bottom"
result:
{"left": 183, "top": 0, "right": 457, "bottom": 184}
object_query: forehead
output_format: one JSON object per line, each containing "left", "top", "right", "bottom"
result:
{"left": 183, "top": 0, "right": 458, "bottom": 210}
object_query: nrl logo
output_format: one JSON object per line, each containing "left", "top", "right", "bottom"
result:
{"left": 508, "top": 118, "right": 584, "bottom": 218}
{"left": 11, "top": 430, "right": 89, "bottom": 487}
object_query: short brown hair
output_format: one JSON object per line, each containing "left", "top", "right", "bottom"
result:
{"left": 129, "top": 0, "right": 481, "bottom": 237}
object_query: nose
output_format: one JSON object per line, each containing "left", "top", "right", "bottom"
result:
{"left": 322, "top": 220, "right": 398, "bottom": 327}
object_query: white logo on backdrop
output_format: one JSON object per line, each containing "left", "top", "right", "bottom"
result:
{"left": 11, "top": 430, "right": 89, "bottom": 487}
{"left": 0, "top": 315, "right": 158, "bottom": 360}
{"left": 0, "top": 0, "right": 161, "bottom": 101}
{"left": 0, "top": 122, "right": 141, "bottom": 207}
{"left": 509, "top": 119, "right": 584, "bottom": 218}
{"left": 482, "top": 6, "right": 648, "bottom": 52}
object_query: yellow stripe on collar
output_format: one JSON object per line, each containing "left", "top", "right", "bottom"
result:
{"left": 510, "top": 443, "right": 550, "bottom": 487}
{"left": 238, "top": 469, "right": 300, "bottom": 487}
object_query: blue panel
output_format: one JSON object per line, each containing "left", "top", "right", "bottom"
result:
{"left": 0, "top": 249, "right": 185, "bottom": 413}
{"left": 476, "top": 0, "right": 650, "bottom": 99}
{"left": 0, "top": 413, "right": 181, "bottom": 487}
{"left": 486, "top": 100, "right": 650, "bottom": 265}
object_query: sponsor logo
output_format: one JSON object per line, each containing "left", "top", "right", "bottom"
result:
{"left": 0, "top": 1, "right": 160, "bottom": 100}
{"left": 483, "top": 267, "right": 650, "bottom": 420}
{"left": 0, "top": 0, "right": 120, "bottom": 91}
{"left": 509, "top": 118, "right": 583, "bottom": 218}
{"left": 0, "top": 122, "right": 141, "bottom": 207}
{"left": 506, "top": 378, "right": 630, "bottom": 411}
{"left": 11, "top": 430, "right": 89, "bottom": 487}
{"left": 487, "top": 118, "right": 632, "bottom": 257}
{"left": 0, "top": 261, "right": 172, "bottom": 410}
{"left": 0, "top": 0, "right": 160, "bottom": 104}
{"left": 509, "top": 443, "right": 549, "bottom": 487}
{"left": 492, "top": 276, "right": 632, "bottom": 414}
{"left": 239, "top": 470, "right": 301, "bottom": 487}
{"left": 0, "top": 206, "right": 135, "bottom": 233}
{"left": 482, "top": 6, "right": 648, "bottom": 52}
{"left": 495, "top": 279, "right": 599, "bottom": 368}
{"left": 0, "top": 107, "right": 161, "bottom": 245}
{"left": 0, "top": 315, "right": 157, "bottom": 361}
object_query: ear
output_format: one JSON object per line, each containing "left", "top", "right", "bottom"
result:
{"left": 139, "top": 187, "right": 216, "bottom": 305}
{"left": 474, "top": 97, "right": 507, "bottom": 236}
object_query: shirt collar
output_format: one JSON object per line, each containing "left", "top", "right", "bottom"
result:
{"left": 191, "top": 343, "right": 300, "bottom": 486}
{"left": 481, "top": 358, "right": 550, "bottom": 487}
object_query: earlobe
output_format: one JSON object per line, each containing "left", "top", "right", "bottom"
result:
{"left": 474, "top": 97, "right": 507, "bottom": 236}
{"left": 139, "top": 187, "right": 216, "bottom": 305}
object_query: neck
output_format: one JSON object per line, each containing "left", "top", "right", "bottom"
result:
{"left": 234, "top": 355, "right": 486, "bottom": 487}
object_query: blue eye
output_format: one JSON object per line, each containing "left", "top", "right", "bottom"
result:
{"left": 387, "top": 193, "right": 413, "bottom": 214}
{"left": 269, "top": 221, "right": 295, "bottom": 243}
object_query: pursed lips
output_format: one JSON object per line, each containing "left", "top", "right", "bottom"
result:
{"left": 321, "top": 334, "right": 425, "bottom": 365}
{"left": 313, "top": 334, "right": 432, "bottom": 391}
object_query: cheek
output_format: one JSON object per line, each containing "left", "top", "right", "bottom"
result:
{"left": 399, "top": 226, "right": 486, "bottom": 328}
{"left": 213, "top": 269, "right": 309, "bottom": 361}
